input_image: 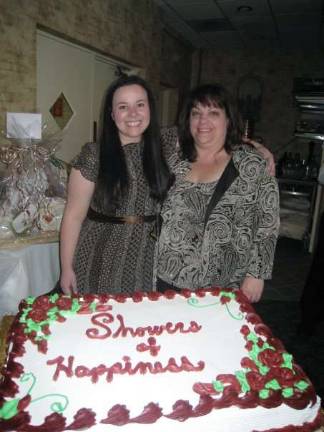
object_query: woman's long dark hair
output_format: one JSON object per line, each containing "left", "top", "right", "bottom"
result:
{"left": 96, "top": 75, "right": 172, "bottom": 209}
{"left": 178, "top": 83, "right": 243, "bottom": 162}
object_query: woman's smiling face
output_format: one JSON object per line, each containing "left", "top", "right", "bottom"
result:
{"left": 189, "top": 102, "right": 229, "bottom": 150}
{"left": 112, "top": 84, "right": 150, "bottom": 145}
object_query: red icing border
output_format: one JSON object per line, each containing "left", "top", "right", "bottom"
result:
{"left": 0, "top": 288, "right": 321, "bottom": 431}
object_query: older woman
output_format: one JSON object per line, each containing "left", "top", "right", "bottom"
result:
{"left": 156, "top": 83, "right": 280, "bottom": 302}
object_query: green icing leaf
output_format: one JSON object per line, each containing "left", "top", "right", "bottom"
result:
{"left": 89, "top": 301, "right": 97, "bottom": 312}
{"left": 25, "top": 297, "right": 35, "bottom": 305}
{"left": 295, "top": 380, "right": 309, "bottom": 391}
{"left": 71, "top": 298, "right": 81, "bottom": 313}
{"left": 247, "top": 332, "right": 258, "bottom": 343}
{"left": 0, "top": 399, "right": 19, "bottom": 420}
{"left": 49, "top": 293, "right": 59, "bottom": 303}
{"left": 262, "top": 342, "right": 272, "bottom": 350}
{"left": 265, "top": 379, "right": 281, "bottom": 390}
{"left": 25, "top": 319, "right": 43, "bottom": 333}
{"left": 258, "top": 365, "right": 270, "bottom": 375}
{"left": 212, "top": 380, "right": 224, "bottom": 392}
{"left": 235, "top": 371, "right": 250, "bottom": 393}
{"left": 259, "top": 389, "right": 270, "bottom": 399}
{"left": 220, "top": 291, "right": 235, "bottom": 300}
{"left": 19, "top": 307, "right": 32, "bottom": 324}
{"left": 47, "top": 307, "right": 59, "bottom": 317}
{"left": 282, "top": 353, "right": 293, "bottom": 369}
{"left": 282, "top": 387, "right": 294, "bottom": 398}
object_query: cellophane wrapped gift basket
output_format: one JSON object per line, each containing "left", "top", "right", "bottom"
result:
{"left": 0, "top": 114, "right": 68, "bottom": 248}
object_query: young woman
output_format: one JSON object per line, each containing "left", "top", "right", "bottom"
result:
{"left": 59, "top": 75, "right": 172, "bottom": 295}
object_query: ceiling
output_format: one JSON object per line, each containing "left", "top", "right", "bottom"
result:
{"left": 154, "top": 0, "right": 324, "bottom": 50}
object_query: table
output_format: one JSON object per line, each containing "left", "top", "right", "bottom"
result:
{"left": 0, "top": 241, "right": 60, "bottom": 317}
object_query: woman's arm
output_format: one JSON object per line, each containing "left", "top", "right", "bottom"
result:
{"left": 243, "top": 138, "right": 275, "bottom": 176}
{"left": 59, "top": 168, "right": 95, "bottom": 294}
{"left": 242, "top": 175, "right": 280, "bottom": 302}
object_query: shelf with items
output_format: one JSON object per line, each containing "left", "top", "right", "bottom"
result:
{"left": 294, "top": 132, "right": 324, "bottom": 141}
{"left": 290, "top": 78, "right": 324, "bottom": 251}
{"left": 277, "top": 177, "right": 318, "bottom": 248}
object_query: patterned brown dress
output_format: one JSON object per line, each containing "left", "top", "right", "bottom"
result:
{"left": 72, "top": 141, "right": 157, "bottom": 294}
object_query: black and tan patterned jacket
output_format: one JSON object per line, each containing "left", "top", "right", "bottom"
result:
{"left": 158, "top": 127, "right": 280, "bottom": 290}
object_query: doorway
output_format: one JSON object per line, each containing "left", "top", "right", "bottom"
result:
{"left": 37, "top": 30, "right": 135, "bottom": 162}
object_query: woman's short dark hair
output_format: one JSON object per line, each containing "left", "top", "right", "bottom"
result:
{"left": 178, "top": 83, "right": 243, "bottom": 162}
{"left": 96, "top": 75, "right": 172, "bottom": 209}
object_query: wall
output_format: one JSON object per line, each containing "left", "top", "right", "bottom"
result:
{"left": 193, "top": 47, "right": 324, "bottom": 159}
{"left": 0, "top": 0, "right": 192, "bottom": 145}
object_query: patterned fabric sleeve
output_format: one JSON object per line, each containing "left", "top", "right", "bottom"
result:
{"left": 160, "top": 126, "right": 181, "bottom": 169}
{"left": 247, "top": 175, "right": 280, "bottom": 280}
{"left": 71, "top": 142, "right": 99, "bottom": 182}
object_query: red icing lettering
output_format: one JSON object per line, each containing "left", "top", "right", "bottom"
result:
{"left": 75, "top": 365, "right": 90, "bottom": 378}
{"left": 47, "top": 355, "right": 74, "bottom": 380}
{"left": 86, "top": 313, "right": 114, "bottom": 339}
{"left": 46, "top": 355, "right": 205, "bottom": 383}
{"left": 87, "top": 312, "right": 202, "bottom": 340}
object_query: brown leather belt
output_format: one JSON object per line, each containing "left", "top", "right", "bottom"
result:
{"left": 87, "top": 207, "right": 156, "bottom": 224}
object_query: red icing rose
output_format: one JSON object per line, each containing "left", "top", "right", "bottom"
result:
{"left": 240, "top": 325, "right": 250, "bottom": 337}
{"left": 241, "top": 356, "right": 259, "bottom": 372}
{"left": 42, "top": 324, "right": 50, "bottom": 336}
{"left": 33, "top": 295, "right": 52, "bottom": 311}
{"left": 115, "top": 294, "right": 127, "bottom": 303}
{"left": 130, "top": 402, "right": 162, "bottom": 424}
{"left": 82, "top": 294, "right": 96, "bottom": 304}
{"left": 257, "top": 338, "right": 264, "bottom": 348}
{"left": 210, "top": 287, "right": 221, "bottom": 296}
{"left": 28, "top": 308, "right": 47, "bottom": 322}
{"left": 67, "top": 408, "right": 96, "bottom": 429}
{"left": 195, "top": 289, "right": 206, "bottom": 297}
{"left": 147, "top": 291, "right": 161, "bottom": 301}
{"left": 132, "top": 292, "right": 143, "bottom": 302}
{"left": 217, "top": 374, "right": 241, "bottom": 393}
{"left": 36, "top": 412, "right": 66, "bottom": 431}
{"left": 246, "top": 371, "right": 266, "bottom": 391}
{"left": 99, "top": 294, "right": 111, "bottom": 303}
{"left": 37, "top": 339, "right": 48, "bottom": 354}
{"left": 193, "top": 382, "right": 217, "bottom": 396}
{"left": 255, "top": 323, "right": 273, "bottom": 338}
{"left": 245, "top": 340, "right": 254, "bottom": 351}
{"left": 193, "top": 395, "right": 214, "bottom": 416}
{"left": 17, "top": 394, "right": 31, "bottom": 411}
{"left": 220, "top": 295, "right": 231, "bottom": 305}
{"left": 0, "top": 411, "right": 31, "bottom": 431}
{"left": 239, "top": 302, "right": 254, "bottom": 314}
{"left": 56, "top": 296, "right": 73, "bottom": 310}
{"left": 101, "top": 404, "right": 130, "bottom": 425}
{"left": 267, "top": 336, "right": 285, "bottom": 351}
{"left": 7, "top": 359, "right": 24, "bottom": 378}
{"left": 270, "top": 367, "right": 297, "bottom": 388}
{"left": 56, "top": 314, "right": 66, "bottom": 323}
{"left": 166, "top": 400, "right": 194, "bottom": 421}
{"left": 258, "top": 348, "right": 283, "bottom": 368}
{"left": 246, "top": 313, "right": 263, "bottom": 325}
{"left": 163, "top": 290, "right": 176, "bottom": 299}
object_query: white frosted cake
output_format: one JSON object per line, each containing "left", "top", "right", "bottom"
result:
{"left": 0, "top": 288, "right": 322, "bottom": 431}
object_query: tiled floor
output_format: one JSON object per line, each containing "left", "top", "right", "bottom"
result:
{"left": 254, "top": 237, "right": 324, "bottom": 406}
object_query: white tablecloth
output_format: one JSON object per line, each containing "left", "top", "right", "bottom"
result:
{"left": 0, "top": 242, "right": 60, "bottom": 317}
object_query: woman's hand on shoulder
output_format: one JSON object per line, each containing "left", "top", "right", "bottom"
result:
{"left": 243, "top": 138, "right": 275, "bottom": 177}
{"left": 240, "top": 276, "right": 264, "bottom": 303}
